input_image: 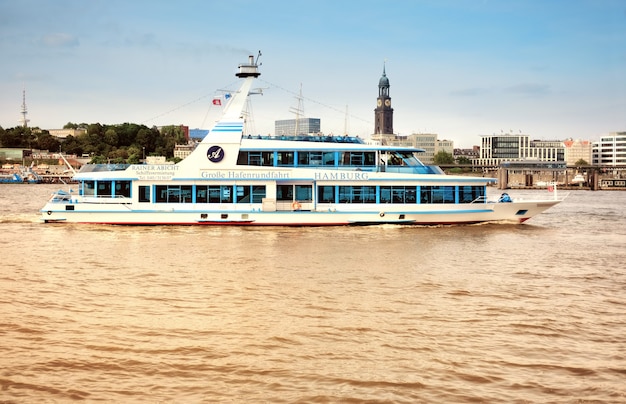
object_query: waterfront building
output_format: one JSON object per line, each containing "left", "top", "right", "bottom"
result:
{"left": 563, "top": 139, "right": 592, "bottom": 166}
{"left": 477, "top": 132, "right": 565, "bottom": 165}
{"left": 592, "top": 132, "right": 626, "bottom": 167}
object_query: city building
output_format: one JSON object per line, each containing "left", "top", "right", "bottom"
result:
{"left": 174, "top": 143, "right": 196, "bottom": 160}
{"left": 404, "top": 133, "right": 452, "bottom": 164}
{"left": 477, "top": 132, "right": 565, "bottom": 165}
{"left": 374, "top": 64, "right": 393, "bottom": 136}
{"left": 563, "top": 139, "right": 592, "bottom": 165}
{"left": 454, "top": 146, "right": 480, "bottom": 162}
{"left": 274, "top": 118, "right": 321, "bottom": 136}
{"left": 592, "top": 132, "right": 626, "bottom": 167}
{"left": 49, "top": 128, "right": 87, "bottom": 140}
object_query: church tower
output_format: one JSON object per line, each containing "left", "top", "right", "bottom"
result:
{"left": 374, "top": 64, "right": 393, "bottom": 135}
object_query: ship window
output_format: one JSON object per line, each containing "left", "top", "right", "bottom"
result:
{"left": 115, "top": 180, "right": 131, "bottom": 198}
{"left": 298, "top": 151, "right": 321, "bottom": 166}
{"left": 317, "top": 186, "right": 335, "bottom": 203}
{"left": 237, "top": 151, "right": 274, "bottom": 166}
{"left": 380, "top": 186, "right": 391, "bottom": 203}
{"left": 234, "top": 185, "right": 258, "bottom": 203}
{"left": 209, "top": 186, "right": 221, "bottom": 202}
{"left": 252, "top": 186, "right": 266, "bottom": 203}
{"left": 361, "top": 186, "right": 376, "bottom": 203}
{"left": 156, "top": 185, "right": 167, "bottom": 203}
{"left": 180, "top": 186, "right": 192, "bottom": 203}
{"left": 97, "top": 181, "right": 112, "bottom": 197}
{"left": 262, "top": 152, "right": 274, "bottom": 166}
{"left": 295, "top": 185, "right": 312, "bottom": 202}
{"left": 236, "top": 186, "right": 249, "bottom": 203}
{"left": 459, "top": 186, "right": 485, "bottom": 203}
{"left": 84, "top": 181, "right": 95, "bottom": 196}
{"left": 380, "top": 186, "right": 416, "bottom": 203}
{"left": 197, "top": 185, "right": 233, "bottom": 203}
{"left": 155, "top": 185, "right": 192, "bottom": 203}
{"left": 167, "top": 186, "right": 181, "bottom": 203}
{"left": 220, "top": 186, "right": 233, "bottom": 203}
{"left": 323, "top": 152, "right": 336, "bottom": 165}
{"left": 421, "top": 186, "right": 455, "bottom": 204}
{"left": 249, "top": 152, "right": 262, "bottom": 166}
{"left": 277, "top": 185, "right": 293, "bottom": 201}
{"left": 277, "top": 151, "right": 294, "bottom": 166}
{"left": 139, "top": 186, "right": 150, "bottom": 202}
{"left": 235, "top": 185, "right": 266, "bottom": 203}
{"left": 341, "top": 152, "right": 376, "bottom": 167}
{"left": 196, "top": 186, "right": 208, "bottom": 203}
{"left": 338, "top": 186, "right": 376, "bottom": 203}
{"left": 237, "top": 151, "right": 249, "bottom": 165}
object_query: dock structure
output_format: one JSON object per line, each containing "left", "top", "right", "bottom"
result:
{"left": 438, "top": 164, "right": 626, "bottom": 191}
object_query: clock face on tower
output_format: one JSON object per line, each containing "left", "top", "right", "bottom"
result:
{"left": 385, "top": 99, "right": 391, "bottom": 107}
{"left": 377, "top": 99, "right": 382, "bottom": 107}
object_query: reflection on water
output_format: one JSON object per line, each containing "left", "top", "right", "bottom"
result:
{"left": 1, "top": 184, "right": 625, "bottom": 402}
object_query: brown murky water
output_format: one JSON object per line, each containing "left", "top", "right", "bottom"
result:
{"left": 1, "top": 184, "right": 625, "bottom": 402}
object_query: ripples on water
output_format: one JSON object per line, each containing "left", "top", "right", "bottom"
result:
{"left": 1, "top": 184, "right": 625, "bottom": 402}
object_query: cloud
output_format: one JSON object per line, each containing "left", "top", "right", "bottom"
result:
{"left": 40, "top": 33, "right": 79, "bottom": 48}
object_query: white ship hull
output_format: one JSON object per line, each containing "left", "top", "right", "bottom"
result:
{"left": 42, "top": 197, "right": 560, "bottom": 225}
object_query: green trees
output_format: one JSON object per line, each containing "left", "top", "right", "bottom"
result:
{"left": 433, "top": 150, "right": 455, "bottom": 165}
{"left": 456, "top": 156, "right": 472, "bottom": 165}
{"left": 0, "top": 122, "right": 185, "bottom": 164}
{"left": 575, "top": 158, "right": 589, "bottom": 166}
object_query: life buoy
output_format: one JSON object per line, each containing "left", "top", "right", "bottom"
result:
{"left": 292, "top": 201, "right": 302, "bottom": 211}
{"left": 47, "top": 211, "right": 52, "bottom": 215}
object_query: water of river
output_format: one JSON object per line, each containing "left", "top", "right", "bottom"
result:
{"left": 1, "top": 184, "right": 624, "bottom": 403}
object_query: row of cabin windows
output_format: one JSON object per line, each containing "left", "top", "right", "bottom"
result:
{"left": 81, "top": 180, "right": 131, "bottom": 198}
{"left": 80, "top": 180, "right": 485, "bottom": 204}
{"left": 149, "top": 185, "right": 267, "bottom": 204}
{"left": 319, "top": 185, "right": 484, "bottom": 204}
{"left": 237, "top": 151, "right": 377, "bottom": 167}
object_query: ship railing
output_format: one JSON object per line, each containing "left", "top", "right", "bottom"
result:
{"left": 469, "top": 195, "right": 488, "bottom": 204}
{"left": 49, "top": 191, "right": 131, "bottom": 204}
{"left": 292, "top": 165, "right": 441, "bottom": 174}
{"left": 382, "top": 165, "right": 443, "bottom": 174}
{"left": 80, "top": 195, "right": 132, "bottom": 204}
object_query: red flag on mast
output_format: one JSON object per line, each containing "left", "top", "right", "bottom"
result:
{"left": 212, "top": 97, "right": 222, "bottom": 106}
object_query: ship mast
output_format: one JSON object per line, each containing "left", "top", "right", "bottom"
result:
{"left": 289, "top": 84, "right": 304, "bottom": 135}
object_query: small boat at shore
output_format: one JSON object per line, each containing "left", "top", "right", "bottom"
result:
{"left": 40, "top": 54, "right": 564, "bottom": 225}
{"left": 1, "top": 166, "right": 41, "bottom": 184}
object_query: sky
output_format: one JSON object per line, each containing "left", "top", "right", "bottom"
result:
{"left": 1, "top": 0, "right": 625, "bottom": 148}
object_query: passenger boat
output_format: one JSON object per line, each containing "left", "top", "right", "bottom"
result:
{"left": 40, "top": 54, "right": 564, "bottom": 225}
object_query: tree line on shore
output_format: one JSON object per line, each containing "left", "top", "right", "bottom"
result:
{"left": 0, "top": 122, "right": 187, "bottom": 164}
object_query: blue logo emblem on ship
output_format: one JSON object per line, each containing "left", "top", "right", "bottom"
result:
{"left": 207, "top": 146, "right": 224, "bottom": 162}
